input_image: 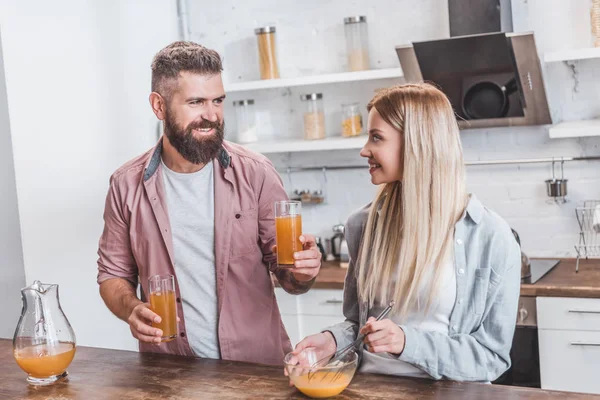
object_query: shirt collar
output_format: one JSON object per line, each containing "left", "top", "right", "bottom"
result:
{"left": 143, "top": 137, "right": 230, "bottom": 182}
{"left": 462, "top": 194, "right": 484, "bottom": 225}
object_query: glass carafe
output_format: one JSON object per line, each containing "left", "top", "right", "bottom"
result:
{"left": 13, "top": 280, "right": 76, "bottom": 385}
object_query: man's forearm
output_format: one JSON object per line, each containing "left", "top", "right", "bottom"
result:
{"left": 274, "top": 268, "right": 315, "bottom": 295}
{"left": 99, "top": 278, "right": 142, "bottom": 322}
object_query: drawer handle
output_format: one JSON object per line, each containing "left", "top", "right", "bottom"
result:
{"left": 570, "top": 342, "right": 600, "bottom": 347}
{"left": 568, "top": 310, "right": 600, "bottom": 314}
{"left": 323, "top": 299, "right": 343, "bottom": 304}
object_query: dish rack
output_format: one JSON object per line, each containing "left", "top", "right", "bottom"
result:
{"left": 574, "top": 200, "right": 600, "bottom": 272}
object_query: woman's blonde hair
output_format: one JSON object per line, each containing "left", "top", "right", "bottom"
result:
{"left": 357, "top": 83, "right": 467, "bottom": 317}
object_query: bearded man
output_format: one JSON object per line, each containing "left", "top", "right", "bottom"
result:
{"left": 96, "top": 41, "right": 321, "bottom": 365}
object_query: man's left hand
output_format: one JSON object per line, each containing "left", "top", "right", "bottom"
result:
{"left": 291, "top": 234, "right": 321, "bottom": 282}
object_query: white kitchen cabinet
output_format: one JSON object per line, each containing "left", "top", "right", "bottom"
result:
{"left": 281, "top": 313, "right": 300, "bottom": 347}
{"left": 538, "top": 329, "right": 600, "bottom": 394}
{"left": 299, "top": 315, "right": 346, "bottom": 339}
{"left": 275, "top": 287, "right": 345, "bottom": 348}
{"left": 537, "top": 297, "right": 600, "bottom": 331}
{"left": 274, "top": 287, "right": 299, "bottom": 315}
{"left": 537, "top": 297, "right": 600, "bottom": 394}
{"left": 297, "top": 289, "right": 344, "bottom": 316}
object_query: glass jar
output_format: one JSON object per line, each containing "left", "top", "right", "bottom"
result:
{"left": 593, "top": 0, "right": 600, "bottom": 47}
{"left": 255, "top": 26, "right": 280, "bottom": 80}
{"left": 301, "top": 93, "right": 325, "bottom": 140}
{"left": 341, "top": 103, "right": 363, "bottom": 137}
{"left": 13, "top": 281, "right": 76, "bottom": 386}
{"left": 233, "top": 99, "right": 257, "bottom": 143}
{"left": 344, "top": 16, "right": 370, "bottom": 71}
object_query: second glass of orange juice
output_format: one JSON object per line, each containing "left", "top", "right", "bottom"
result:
{"left": 275, "top": 200, "right": 303, "bottom": 266}
{"left": 148, "top": 274, "right": 178, "bottom": 342}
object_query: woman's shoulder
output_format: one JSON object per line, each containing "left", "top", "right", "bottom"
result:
{"left": 467, "top": 195, "right": 521, "bottom": 271}
{"left": 346, "top": 203, "right": 372, "bottom": 233}
{"left": 465, "top": 195, "right": 513, "bottom": 237}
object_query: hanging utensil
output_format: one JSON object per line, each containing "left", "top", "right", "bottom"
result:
{"left": 545, "top": 157, "right": 568, "bottom": 203}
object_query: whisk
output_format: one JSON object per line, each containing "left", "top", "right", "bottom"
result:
{"left": 308, "top": 301, "right": 395, "bottom": 381}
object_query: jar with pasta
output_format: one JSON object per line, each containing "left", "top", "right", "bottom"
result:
{"left": 344, "top": 16, "right": 370, "bottom": 71}
{"left": 341, "top": 103, "right": 363, "bottom": 137}
{"left": 255, "top": 26, "right": 280, "bottom": 80}
{"left": 301, "top": 93, "right": 325, "bottom": 140}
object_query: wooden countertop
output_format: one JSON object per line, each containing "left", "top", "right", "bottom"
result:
{"left": 1, "top": 339, "right": 598, "bottom": 399}
{"left": 520, "top": 258, "right": 600, "bottom": 298}
{"left": 288, "top": 258, "right": 600, "bottom": 298}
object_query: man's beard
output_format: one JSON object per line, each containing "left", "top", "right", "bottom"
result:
{"left": 164, "top": 110, "right": 225, "bottom": 165}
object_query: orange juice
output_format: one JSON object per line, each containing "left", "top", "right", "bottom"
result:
{"left": 149, "top": 290, "right": 177, "bottom": 341}
{"left": 293, "top": 371, "right": 352, "bottom": 398}
{"left": 276, "top": 215, "right": 302, "bottom": 265}
{"left": 14, "top": 342, "right": 76, "bottom": 378}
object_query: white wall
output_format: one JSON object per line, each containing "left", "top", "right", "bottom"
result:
{"left": 0, "top": 30, "right": 26, "bottom": 339}
{"left": 190, "top": 0, "right": 600, "bottom": 258}
{"left": 0, "top": 0, "right": 178, "bottom": 350}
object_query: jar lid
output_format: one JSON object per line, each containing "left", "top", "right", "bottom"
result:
{"left": 344, "top": 16, "right": 367, "bottom": 24}
{"left": 300, "top": 93, "right": 323, "bottom": 101}
{"left": 255, "top": 26, "right": 276, "bottom": 34}
{"left": 232, "top": 99, "right": 255, "bottom": 106}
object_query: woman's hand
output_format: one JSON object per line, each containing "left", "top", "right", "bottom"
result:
{"left": 284, "top": 332, "right": 337, "bottom": 386}
{"left": 361, "top": 317, "right": 406, "bottom": 356}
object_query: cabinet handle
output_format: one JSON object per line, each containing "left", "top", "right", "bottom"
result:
{"left": 570, "top": 342, "right": 600, "bottom": 347}
{"left": 324, "top": 299, "right": 343, "bottom": 304}
{"left": 568, "top": 310, "right": 600, "bottom": 314}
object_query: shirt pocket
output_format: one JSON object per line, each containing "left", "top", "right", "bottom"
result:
{"left": 230, "top": 208, "right": 259, "bottom": 258}
{"left": 472, "top": 267, "right": 491, "bottom": 316}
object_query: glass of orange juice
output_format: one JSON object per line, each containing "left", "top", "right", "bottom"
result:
{"left": 275, "top": 200, "right": 303, "bottom": 267}
{"left": 148, "top": 274, "right": 178, "bottom": 342}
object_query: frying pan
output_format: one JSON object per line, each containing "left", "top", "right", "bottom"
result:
{"left": 462, "top": 77, "right": 518, "bottom": 119}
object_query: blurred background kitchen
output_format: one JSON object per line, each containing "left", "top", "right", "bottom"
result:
{"left": 1, "top": 0, "right": 600, "bottom": 394}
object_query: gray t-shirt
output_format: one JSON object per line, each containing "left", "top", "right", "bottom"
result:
{"left": 161, "top": 159, "right": 220, "bottom": 359}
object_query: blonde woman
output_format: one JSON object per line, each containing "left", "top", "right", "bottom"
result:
{"left": 292, "top": 83, "right": 521, "bottom": 381}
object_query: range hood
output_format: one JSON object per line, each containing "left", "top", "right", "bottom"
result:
{"left": 396, "top": 2, "right": 552, "bottom": 129}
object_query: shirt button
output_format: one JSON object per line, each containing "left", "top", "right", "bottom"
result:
{"left": 458, "top": 268, "right": 465, "bottom": 275}
{"left": 456, "top": 239, "right": 463, "bottom": 245}
{"left": 457, "top": 299, "right": 462, "bottom": 305}
{"left": 176, "top": 297, "right": 181, "bottom": 303}
{"left": 180, "top": 332, "right": 186, "bottom": 338}
{"left": 452, "top": 325, "right": 458, "bottom": 331}
{"left": 235, "top": 213, "right": 241, "bottom": 219}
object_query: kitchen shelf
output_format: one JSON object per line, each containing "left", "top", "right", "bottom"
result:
{"left": 544, "top": 47, "right": 600, "bottom": 63}
{"left": 243, "top": 135, "right": 366, "bottom": 154}
{"left": 225, "top": 68, "right": 403, "bottom": 92}
{"left": 548, "top": 119, "right": 600, "bottom": 139}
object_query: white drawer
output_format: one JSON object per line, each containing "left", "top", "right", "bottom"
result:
{"left": 539, "top": 329, "right": 600, "bottom": 394}
{"left": 274, "top": 287, "right": 299, "bottom": 315}
{"left": 297, "top": 289, "right": 344, "bottom": 316}
{"left": 537, "top": 297, "right": 600, "bottom": 331}
{"left": 299, "top": 315, "right": 346, "bottom": 339}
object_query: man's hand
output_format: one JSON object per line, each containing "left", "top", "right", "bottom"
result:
{"left": 127, "top": 302, "right": 163, "bottom": 344}
{"left": 290, "top": 234, "right": 321, "bottom": 282}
